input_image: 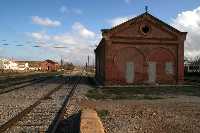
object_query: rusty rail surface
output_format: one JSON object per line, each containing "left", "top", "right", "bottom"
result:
{"left": 47, "top": 74, "right": 83, "bottom": 133}
{"left": 0, "top": 80, "right": 64, "bottom": 132}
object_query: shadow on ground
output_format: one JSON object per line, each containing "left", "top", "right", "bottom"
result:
{"left": 55, "top": 112, "right": 81, "bottom": 133}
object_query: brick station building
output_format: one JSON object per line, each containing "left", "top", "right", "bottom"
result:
{"left": 95, "top": 12, "right": 187, "bottom": 85}
{"left": 40, "top": 59, "right": 59, "bottom": 71}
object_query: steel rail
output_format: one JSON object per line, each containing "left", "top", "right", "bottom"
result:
{"left": 0, "top": 76, "right": 54, "bottom": 95}
{"left": 0, "top": 81, "right": 64, "bottom": 132}
{"left": 47, "top": 74, "right": 83, "bottom": 133}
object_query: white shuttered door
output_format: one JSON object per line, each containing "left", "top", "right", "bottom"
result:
{"left": 148, "top": 62, "right": 156, "bottom": 83}
{"left": 126, "top": 62, "right": 134, "bottom": 83}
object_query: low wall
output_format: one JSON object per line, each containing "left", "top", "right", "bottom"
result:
{"left": 80, "top": 109, "right": 105, "bottom": 133}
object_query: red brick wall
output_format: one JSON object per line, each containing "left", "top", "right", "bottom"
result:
{"left": 110, "top": 46, "right": 146, "bottom": 84}
{"left": 40, "top": 61, "right": 59, "bottom": 71}
{"left": 95, "top": 13, "right": 187, "bottom": 85}
{"left": 147, "top": 47, "right": 176, "bottom": 83}
{"left": 105, "top": 44, "right": 178, "bottom": 85}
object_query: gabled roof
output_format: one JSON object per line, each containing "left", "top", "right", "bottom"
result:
{"left": 95, "top": 12, "right": 187, "bottom": 52}
{"left": 94, "top": 38, "right": 105, "bottom": 52}
{"left": 102, "top": 12, "right": 187, "bottom": 35}
{"left": 44, "top": 59, "right": 58, "bottom": 64}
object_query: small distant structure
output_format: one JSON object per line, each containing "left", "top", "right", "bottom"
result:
{"left": 15, "top": 61, "right": 29, "bottom": 71}
{"left": 28, "top": 61, "right": 42, "bottom": 71}
{"left": 40, "top": 59, "right": 60, "bottom": 71}
{"left": 15, "top": 61, "right": 42, "bottom": 71}
{"left": 0, "top": 58, "right": 43, "bottom": 72}
{"left": 0, "top": 58, "right": 18, "bottom": 71}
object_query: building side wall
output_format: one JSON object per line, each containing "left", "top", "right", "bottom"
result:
{"left": 95, "top": 42, "right": 105, "bottom": 84}
{"left": 41, "top": 62, "right": 59, "bottom": 71}
{"left": 177, "top": 40, "right": 185, "bottom": 83}
{"left": 104, "top": 42, "right": 179, "bottom": 85}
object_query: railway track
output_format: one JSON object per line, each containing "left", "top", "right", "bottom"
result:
{"left": 0, "top": 78, "right": 35, "bottom": 88}
{"left": 0, "top": 73, "right": 83, "bottom": 132}
{"left": 0, "top": 79, "right": 65, "bottom": 132}
{"left": 0, "top": 85, "right": 64, "bottom": 132}
{"left": 0, "top": 77, "right": 62, "bottom": 127}
{"left": 48, "top": 75, "right": 82, "bottom": 133}
{"left": 0, "top": 75, "right": 54, "bottom": 95}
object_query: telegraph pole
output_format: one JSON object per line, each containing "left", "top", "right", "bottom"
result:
{"left": 87, "top": 55, "right": 90, "bottom": 67}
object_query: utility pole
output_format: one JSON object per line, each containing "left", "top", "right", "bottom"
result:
{"left": 87, "top": 55, "right": 90, "bottom": 67}
{"left": 86, "top": 62, "right": 88, "bottom": 71}
{"left": 60, "top": 57, "right": 64, "bottom": 69}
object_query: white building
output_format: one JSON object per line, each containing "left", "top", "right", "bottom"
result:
{"left": 0, "top": 59, "right": 3, "bottom": 70}
{"left": 0, "top": 58, "right": 18, "bottom": 70}
{"left": 0, "top": 58, "right": 27, "bottom": 71}
{"left": 17, "top": 62, "right": 29, "bottom": 71}
{"left": 0, "top": 59, "right": 43, "bottom": 72}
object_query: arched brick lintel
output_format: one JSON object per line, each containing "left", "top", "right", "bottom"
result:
{"left": 113, "top": 47, "right": 146, "bottom": 84}
{"left": 146, "top": 47, "right": 176, "bottom": 62}
{"left": 114, "top": 46, "right": 146, "bottom": 64}
{"left": 146, "top": 47, "right": 177, "bottom": 83}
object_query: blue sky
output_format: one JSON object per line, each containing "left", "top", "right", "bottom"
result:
{"left": 0, "top": 0, "right": 200, "bottom": 64}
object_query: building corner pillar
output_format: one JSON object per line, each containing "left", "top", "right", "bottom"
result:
{"left": 177, "top": 39, "right": 185, "bottom": 84}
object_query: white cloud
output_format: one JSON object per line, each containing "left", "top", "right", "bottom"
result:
{"left": 108, "top": 15, "right": 134, "bottom": 26}
{"left": 28, "top": 22, "right": 99, "bottom": 65}
{"left": 172, "top": 6, "right": 200, "bottom": 58}
{"left": 72, "top": 22, "right": 95, "bottom": 38}
{"left": 52, "top": 34, "right": 77, "bottom": 45}
{"left": 32, "top": 16, "right": 61, "bottom": 27}
{"left": 29, "top": 31, "right": 50, "bottom": 41}
{"left": 60, "top": 6, "right": 82, "bottom": 15}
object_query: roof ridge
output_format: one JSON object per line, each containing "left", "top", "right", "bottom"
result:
{"left": 104, "top": 12, "right": 185, "bottom": 34}
{"left": 109, "top": 12, "right": 147, "bottom": 31}
{"left": 45, "top": 59, "right": 58, "bottom": 64}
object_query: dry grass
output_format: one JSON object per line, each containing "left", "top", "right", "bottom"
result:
{"left": 86, "top": 86, "right": 200, "bottom": 100}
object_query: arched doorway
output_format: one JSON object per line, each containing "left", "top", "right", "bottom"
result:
{"left": 147, "top": 47, "right": 175, "bottom": 83}
{"left": 114, "top": 47, "right": 145, "bottom": 84}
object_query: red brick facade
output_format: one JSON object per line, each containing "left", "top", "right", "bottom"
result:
{"left": 40, "top": 60, "right": 59, "bottom": 72}
{"left": 95, "top": 12, "right": 187, "bottom": 85}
